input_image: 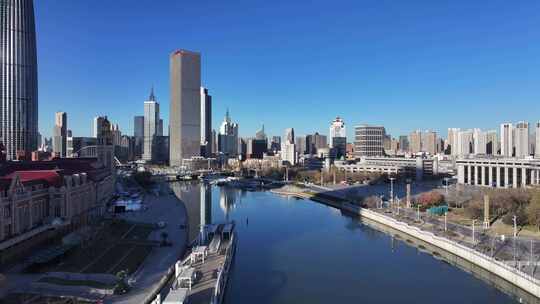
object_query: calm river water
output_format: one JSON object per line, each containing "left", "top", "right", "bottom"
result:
{"left": 171, "top": 182, "right": 526, "bottom": 304}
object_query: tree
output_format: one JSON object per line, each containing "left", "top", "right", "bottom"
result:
{"left": 526, "top": 191, "right": 540, "bottom": 231}
{"left": 362, "top": 195, "right": 380, "bottom": 208}
{"left": 416, "top": 191, "right": 445, "bottom": 210}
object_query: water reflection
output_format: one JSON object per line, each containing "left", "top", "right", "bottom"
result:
{"left": 170, "top": 183, "right": 525, "bottom": 304}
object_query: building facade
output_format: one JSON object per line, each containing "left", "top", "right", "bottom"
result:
{"left": 218, "top": 110, "right": 239, "bottom": 158}
{"left": 281, "top": 128, "right": 296, "bottom": 165}
{"left": 52, "top": 112, "right": 67, "bottom": 157}
{"left": 200, "top": 87, "right": 212, "bottom": 157}
{"left": 133, "top": 115, "right": 144, "bottom": 159}
{"left": 354, "top": 125, "right": 386, "bottom": 157}
{"left": 0, "top": 0, "right": 39, "bottom": 160}
{"left": 169, "top": 50, "right": 201, "bottom": 166}
{"left": 143, "top": 89, "right": 160, "bottom": 162}
{"left": 500, "top": 123, "right": 513, "bottom": 157}
{"left": 456, "top": 157, "right": 540, "bottom": 188}
{"left": 514, "top": 121, "right": 529, "bottom": 158}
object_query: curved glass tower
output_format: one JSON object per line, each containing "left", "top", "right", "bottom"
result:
{"left": 0, "top": 0, "right": 38, "bottom": 160}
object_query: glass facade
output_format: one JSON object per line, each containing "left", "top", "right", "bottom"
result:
{"left": 0, "top": 0, "right": 38, "bottom": 160}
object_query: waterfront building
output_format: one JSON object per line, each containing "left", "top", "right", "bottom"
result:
{"left": 169, "top": 50, "right": 201, "bottom": 166}
{"left": 0, "top": 0, "right": 39, "bottom": 160}
{"left": 200, "top": 87, "right": 212, "bottom": 157}
{"left": 143, "top": 88, "right": 160, "bottom": 162}
{"left": 456, "top": 157, "right": 540, "bottom": 188}
{"left": 335, "top": 156, "right": 438, "bottom": 180}
{"left": 133, "top": 115, "right": 144, "bottom": 159}
{"left": 500, "top": 123, "right": 513, "bottom": 157}
{"left": 281, "top": 128, "right": 297, "bottom": 165}
{"left": 218, "top": 110, "right": 239, "bottom": 158}
{"left": 514, "top": 121, "right": 529, "bottom": 158}
{"left": 154, "top": 136, "right": 170, "bottom": 164}
{"left": 212, "top": 129, "right": 218, "bottom": 155}
{"left": 354, "top": 125, "right": 386, "bottom": 157}
{"left": 52, "top": 112, "right": 67, "bottom": 157}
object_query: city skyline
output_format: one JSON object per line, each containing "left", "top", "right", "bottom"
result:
{"left": 34, "top": 0, "right": 540, "bottom": 140}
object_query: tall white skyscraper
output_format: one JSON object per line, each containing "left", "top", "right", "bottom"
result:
{"left": 500, "top": 123, "right": 513, "bottom": 157}
{"left": 473, "top": 128, "right": 487, "bottom": 155}
{"left": 218, "top": 110, "right": 239, "bottom": 157}
{"left": 329, "top": 117, "right": 346, "bottom": 158}
{"left": 281, "top": 128, "right": 297, "bottom": 165}
{"left": 514, "top": 121, "right": 529, "bottom": 158}
{"left": 143, "top": 88, "right": 160, "bottom": 161}
{"left": 329, "top": 117, "right": 346, "bottom": 141}
{"left": 448, "top": 128, "right": 461, "bottom": 156}
{"left": 486, "top": 130, "right": 498, "bottom": 155}
{"left": 457, "top": 130, "right": 473, "bottom": 156}
{"left": 169, "top": 49, "right": 201, "bottom": 166}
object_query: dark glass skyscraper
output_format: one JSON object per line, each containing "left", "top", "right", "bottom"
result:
{"left": 0, "top": 0, "right": 38, "bottom": 160}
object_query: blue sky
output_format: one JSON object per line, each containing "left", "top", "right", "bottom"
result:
{"left": 35, "top": 0, "right": 540, "bottom": 140}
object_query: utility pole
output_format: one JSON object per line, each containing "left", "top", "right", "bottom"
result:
{"left": 444, "top": 212, "right": 447, "bottom": 232}
{"left": 472, "top": 219, "right": 476, "bottom": 244}
{"left": 389, "top": 177, "right": 395, "bottom": 205}
{"left": 531, "top": 240, "right": 534, "bottom": 276}
{"left": 416, "top": 205, "right": 420, "bottom": 221}
{"left": 513, "top": 215, "right": 517, "bottom": 238}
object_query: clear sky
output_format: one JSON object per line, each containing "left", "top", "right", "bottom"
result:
{"left": 35, "top": 0, "right": 540, "bottom": 140}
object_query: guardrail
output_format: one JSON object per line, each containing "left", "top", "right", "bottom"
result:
{"left": 342, "top": 202, "right": 540, "bottom": 298}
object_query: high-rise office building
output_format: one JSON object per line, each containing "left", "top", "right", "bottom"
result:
{"left": 169, "top": 49, "right": 201, "bottom": 166}
{"left": 93, "top": 116, "right": 106, "bottom": 138}
{"left": 409, "top": 130, "right": 422, "bottom": 154}
{"left": 457, "top": 129, "right": 473, "bottom": 156}
{"left": 398, "top": 135, "right": 409, "bottom": 152}
{"left": 133, "top": 115, "right": 144, "bottom": 159}
{"left": 500, "top": 123, "right": 514, "bottom": 157}
{"left": 143, "top": 88, "right": 160, "bottom": 162}
{"left": 486, "top": 130, "right": 498, "bottom": 155}
{"left": 281, "top": 128, "right": 296, "bottom": 165}
{"left": 536, "top": 122, "right": 540, "bottom": 158}
{"left": 447, "top": 128, "right": 461, "bottom": 156}
{"left": 354, "top": 125, "right": 386, "bottom": 157}
{"left": 200, "top": 87, "right": 212, "bottom": 157}
{"left": 218, "top": 110, "right": 239, "bottom": 157}
{"left": 1, "top": 0, "right": 39, "bottom": 160}
{"left": 329, "top": 117, "right": 347, "bottom": 159}
{"left": 473, "top": 128, "right": 487, "bottom": 155}
{"left": 422, "top": 131, "right": 437, "bottom": 155}
{"left": 52, "top": 112, "right": 67, "bottom": 157}
{"left": 514, "top": 121, "right": 529, "bottom": 158}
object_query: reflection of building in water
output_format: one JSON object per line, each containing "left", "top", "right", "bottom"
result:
{"left": 171, "top": 182, "right": 201, "bottom": 242}
{"left": 200, "top": 182, "right": 212, "bottom": 229}
{"left": 219, "top": 186, "right": 238, "bottom": 216}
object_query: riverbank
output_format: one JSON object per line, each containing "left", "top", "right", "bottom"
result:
{"left": 276, "top": 184, "right": 540, "bottom": 300}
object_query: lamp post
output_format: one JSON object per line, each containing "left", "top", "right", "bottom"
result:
{"left": 389, "top": 177, "right": 396, "bottom": 205}
{"left": 513, "top": 215, "right": 517, "bottom": 238}
{"left": 472, "top": 219, "right": 476, "bottom": 244}
{"left": 444, "top": 212, "right": 447, "bottom": 232}
{"left": 444, "top": 177, "right": 450, "bottom": 194}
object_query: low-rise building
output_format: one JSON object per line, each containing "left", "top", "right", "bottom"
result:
{"left": 334, "top": 156, "right": 438, "bottom": 180}
{"left": 456, "top": 157, "right": 540, "bottom": 188}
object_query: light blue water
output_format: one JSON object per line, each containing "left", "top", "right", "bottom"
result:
{"left": 177, "top": 183, "right": 520, "bottom": 304}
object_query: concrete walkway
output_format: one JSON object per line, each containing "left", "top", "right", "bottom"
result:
{"left": 108, "top": 185, "right": 188, "bottom": 304}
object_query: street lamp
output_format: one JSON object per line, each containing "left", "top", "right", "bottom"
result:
{"left": 472, "top": 219, "right": 476, "bottom": 244}
{"left": 444, "top": 177, "right": 450, "bottom": 194}
{"left": 444, "top": 211, "right": 448, "bottom": 232}
{"left": 389, "top": 177, "right": 396, "bottom": 205}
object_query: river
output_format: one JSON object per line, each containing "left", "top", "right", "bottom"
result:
{"left": 170, "top": 182, "right": 528, "bottom": 304}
